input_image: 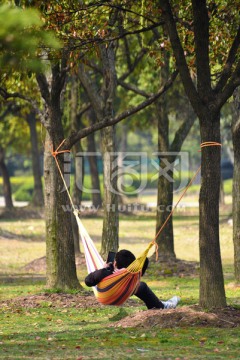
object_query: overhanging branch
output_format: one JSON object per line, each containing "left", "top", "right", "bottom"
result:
{"left": 215, "top": 26, "right": 240, "bottom": 93}
{"left": 0, "top": 87, "right": 48, "bottom": 128}
{"left": 65, "top": 70, "right": 178, "bottom": 148}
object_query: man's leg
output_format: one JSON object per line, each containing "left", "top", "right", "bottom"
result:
{"left": 134, "top": 281, "right": 164, "bottom": 309}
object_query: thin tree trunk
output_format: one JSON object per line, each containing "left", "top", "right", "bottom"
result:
{"left": 70, "top": 74, "right": 84, "bottom": 254}
{"left": 155, "top": 93, "right": 176, "bottom": 260}
{"left": 199, "top": 114, "right": 226, "bottom": 307}
{"left": 71, "top": 141, "right": 84, "bottom": 254}
{"left": 156, "top": 167, "right": 175, "bottom": 259}
{"left": 26, "top": 111, "right": 44, "bottom": 207}
{"left": 117, "top": 123, "right": 128, "bottom": 205}
{"left": 87, "top": 109, "right": 102, "bottom": 209}
{"left": 0, "top": 146, "right": 13, "bottom": 209}
{"left": 219, "top": 178, "right": 225, "bottom": 206}
{"left": 233, "top": 90, "right": 240, "bottom": 282}
{"left": 101, "top": 125, "right": 119, "bottom": 256}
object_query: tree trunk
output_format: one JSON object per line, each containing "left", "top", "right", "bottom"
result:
{"left": 117, "top": 123, "right": 128, "bottom": 205}
{"left": 219, "top": 178, "right": 225, "bottom": 206}
{"left": 70, "top": 75, "right": 84, "bottom": 254}
{"left": 101, "top": 125, "right": 119, "bottom": 256}
{"left": 233, "top": 90, "right": 240, "bottom": 282}
{"left": 156, "top": 169, "right": 175, "bottom": 259}
{"left": 155, "top": 86, "right": 195, "bottom": 259}
{"left": 0, "top": 146, "right": 13, "bottom": 209}
{"left": 199, "top": 114, "right": 226, "bottom": 307}
{"left": 71, "top": 141, "right": 84, "bottom": 254}
{"left": 37, "top": 61, "right": 80, "bottom": 290}
{"left": 87, "top": 109, "right": 102, "bottom": 209}
{"left": 155, "top": 92, "right": 176, "bottom": 260}
{"left": 44, "top": 132, "right": 80, "bottom": 289}
{"left": 26, "top": 111, "right": 44, "bottom": 207}
{"left": 232, "top": 131, "right": 240, "bottom": 282}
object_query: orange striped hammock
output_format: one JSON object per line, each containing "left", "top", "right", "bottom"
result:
{"left": 73, "top": 209, "right": 156, "bottom": 306}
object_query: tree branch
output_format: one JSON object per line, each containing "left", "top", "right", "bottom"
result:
{"left": 216, "top": 60, "right": 240, "bottom": 110}
{"left": 65, "top": 70, "right": 178, "bottom": 148}
{"left": 78, "top": 63, "right": 102, "bottom": 118}
{"left": 215, "top": 25, "right": 240, "bottom": 93}
{"left": 36, "top": 73, "right": 50, "bottom": 105}
{"left": 192, "top": 0, "right": 212, "bottom": 96}
{"left": 170, "top": 106, "right": 196, "bottom": 152}
{"left": 0, "top": 86, "right": 49, "bottom": 128}
{"left": 158, "top": 0, "right": 201, "bottom": 115}
{"left": 71, "top": 21, "right": 164, "bottom": 52}
{"left": 76, "top": 102, "right": 91, "bottom": 120}
{"left": 117, "top": 79, "right": 151, "bottom": 97}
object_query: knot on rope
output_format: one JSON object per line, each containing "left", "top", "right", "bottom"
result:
{"left": 151, "top": 240, "right": 159, "bottom": 261}
{"left": 51, "top": 139, "right": 70, "bottom": 158}
{"left": 51, "top": 139, "right": 74, "bottom": 210}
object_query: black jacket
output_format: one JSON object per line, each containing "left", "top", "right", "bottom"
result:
{"left": 85, "top": 258, "right": 149, "bottom": 287}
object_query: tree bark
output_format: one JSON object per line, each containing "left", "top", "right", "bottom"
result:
{"left": 26, "top": 111, "right": 44, "bottom": 207}
{"left": 101, "top": 125, "right": 119, "bottom": 255}
{"left": 70, "top": 74, "right": 83, "bottom": 254}
{"left": 37, "top": 61, "right": 80, "bottom": 290}
{"left": 71, "top": 141, "right": 83, "bottom": 254}
{"left": 158, "top": 0, "right": 235, "bottom": 307}
{"left": 44, "top": 132, "right": 80, "bottom": 290}
{"left": 155, "top": 95, "right": 176, "bottom": 260}
{"left": 87, "top": 109, "right": 102, "bottom": 209}
{"left": 233, "top": 90, "right": 240, "bottom": 282}
{"left": 0, "top": 146, "right": 14, "bottom": 209}
{"left": 199, "top": 114, "right": 226, "bottom": 307}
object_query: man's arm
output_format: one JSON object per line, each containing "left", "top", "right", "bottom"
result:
{"left": 85, "top": 263, "right": 114, "bottom": 287}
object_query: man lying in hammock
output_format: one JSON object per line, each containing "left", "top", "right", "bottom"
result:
{"left": 85, "top": 249, "right": 180, "bottom": 309}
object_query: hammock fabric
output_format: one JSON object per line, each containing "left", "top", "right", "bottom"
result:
{"left": 52, "top": 140, "right": 221, "bottom": 306}
{"left": 74, "top": 209, "right": 155, "bottom": 305}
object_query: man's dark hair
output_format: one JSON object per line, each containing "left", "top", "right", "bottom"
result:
{"left": 115, "top": 249, "right": 135, "bottom": 269}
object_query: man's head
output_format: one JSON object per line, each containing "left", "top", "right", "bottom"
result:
{"left": 115, "top": 249, "right": 135, "bottom": 269}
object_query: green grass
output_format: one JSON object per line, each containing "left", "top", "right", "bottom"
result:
{"left": 0, "top": 212, "right": 240, "bottom": 359}
{"left": 1, "top": 307, "right": 239, "bottom": 359}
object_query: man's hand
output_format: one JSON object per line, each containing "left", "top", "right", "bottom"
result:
{"left": 104, "top": 262, "right": 114, "bottom": 271}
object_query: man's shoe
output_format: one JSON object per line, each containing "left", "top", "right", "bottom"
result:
{"left": 162, "top": 296, "right": 180, "bottom": 309}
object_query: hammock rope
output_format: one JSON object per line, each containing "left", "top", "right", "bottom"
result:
{"left": 51, "top": 140, "right": 221, "bottom": 305}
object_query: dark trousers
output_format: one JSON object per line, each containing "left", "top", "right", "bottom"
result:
{"left": 134, "top": 281, "right": 164, "bottom": 309}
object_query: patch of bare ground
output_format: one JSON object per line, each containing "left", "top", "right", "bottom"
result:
{"left": 0, "top": 292, "right": 138, "bottom": 310}
{"left": 0, "top": 206, "right": 44, "bottom": 220}
{"left": 23, "top": 255, "right": 199, "bottom": 278}
{"left": 22, "top": 254, "right": 87, "bottom": 272}
{"left": 151, "top": 258, "right": 199, "bottom": 278}
{"left": 110, "top": 306, "right": 240, "bottom": 329}
{"left": 1, "top": 294, "right": 239, "bottom": 329}
{"left": 0, "top": 206, "right": 101, "bottom": 220}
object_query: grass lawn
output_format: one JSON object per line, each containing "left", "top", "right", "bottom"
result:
{"left": 0, "top": 207, "right": 240, "bottom": 359}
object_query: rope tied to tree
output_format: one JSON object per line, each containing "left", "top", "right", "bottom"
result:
{"left": 51, "top": 139, "right": 74, "bottom": 209}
